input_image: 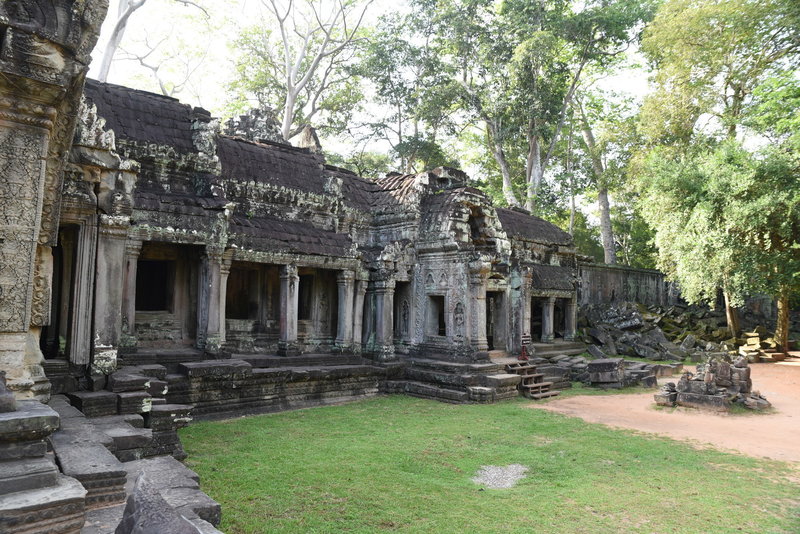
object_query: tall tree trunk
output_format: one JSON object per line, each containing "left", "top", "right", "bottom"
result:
{"left": 597, "top": 187, "right": 616, "bottom": 264}
{"left": 281, "top": 90, "right": 297, "bottom": 141}
{"left": 98, "top": 0, "right": 147, "bottom": 82}
{"left": 579, "top": 108, "right": 616, "bottom": 264}
{"left": 567, "top": 120, "right": 575, "bottom": 235}
{"left": 486, "top": 122, "right": 520, "bottom": 207}
{"left": 723, "top": 289, "right": 741, "bottom": 338}
{"left": 775, "top": 288, "right": 790, "bottom": 354}
{"left": 526, "top": 133, "right": 542, "bottom": 213}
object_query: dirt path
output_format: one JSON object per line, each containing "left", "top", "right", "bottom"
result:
{"left": 531, "top": 357, "right": 800, "bottom": 463}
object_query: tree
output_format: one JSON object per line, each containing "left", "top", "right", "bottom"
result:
{"left": 230, "top": 0, "right": 372, "bottom": 141}
{"left": 638, "top": 0, "right": 800, "bottom": 338}
{"left": 354, "top": 13, "right": 458, "bottom": 173}
{"left": 422, "top": 0, "right": 653, "bottom": 212}
{"left": 638, "top": 142, "right": 799, "bottom": 346}
{"left": 641, "top": 0, "right": 800, "bottom": 143}
{"left": 97, "top": 0, "right": 209, "bottom": 82}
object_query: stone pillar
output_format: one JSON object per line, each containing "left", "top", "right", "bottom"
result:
{"left": 335, "top": 270, "right": 355, "bottom": 352}
{"left": 218, "top": 257, "right": 232, "bottom": 349}
{"left": 92, "top": 215, "right": 130, "bottom": 375}
{"left": 373, "top": 277, "right": 396, "bottom": 361}
{"left": 198, "top": 248, "right": 228, "bottom": 354}
{"left": 541, "top": 297, "right": 556, "bottom": 343}
{"left": 352, "top": 278, "right": 367, "bottom": 354}
{"left": 564, "top": 297, "right": 578, "bottom": 342}
{"left": 278, "top": 264, "right": 299, "bottom": 356}
{"left": 469, "top": 272, "right": 489, "bottom": 352}
{"left": 68, "top": 221, "right": 99, "bottom": 366}
{"left": 120, "top": 240, "right": 142, "bottom": 349}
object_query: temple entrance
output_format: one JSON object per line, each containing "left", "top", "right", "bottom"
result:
{"left": 296, "top": 267, "right": 338, "bottom": 347}
{"left": 530, "top": 297, "right": 544, "bottom": 342}
{"left": 486, "top": 291, "right": 506, "bottom": 350}
{"left": 41, "top": 225, "right": 79, "bottom": 359}
{"left": 224, "top": 262, "right": 280, "bottom": 352}
{"left": 134, "top": 243, "right": 201, "bottom": 347}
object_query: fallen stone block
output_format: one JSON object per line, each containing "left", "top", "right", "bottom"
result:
{"left": 676, "top": 392, "right": 730, "bottom": 412}
{"left": 116, "top": 474, "right": 202, "bottom": 534}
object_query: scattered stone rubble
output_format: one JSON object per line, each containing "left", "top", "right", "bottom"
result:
{"left": 523, "top": 351, "right": 680, "bottom": 391}
{"left": 580, "top": 302, "right": 793, "bottom": 364}
{"left": 655, "top": 355, "right": 771, "bottom": 412}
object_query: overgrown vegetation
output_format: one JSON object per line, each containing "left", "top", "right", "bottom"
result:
{"left": 181, "top": 396, "right": 799, "bottom": 533}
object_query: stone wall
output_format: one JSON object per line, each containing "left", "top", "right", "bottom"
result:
{"left": 578, "top": 262, "right": 680, "bottom": 308}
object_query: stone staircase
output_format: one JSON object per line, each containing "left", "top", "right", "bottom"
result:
{"left": 386, "top": 357, "right": 521, "bottom": 403}
{"left": 505, "top": 362, "right": 560, "bottom": 400}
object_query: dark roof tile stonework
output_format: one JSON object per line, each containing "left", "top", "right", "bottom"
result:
{"left": 531, "top": 264, "right": 576, "bottom": 291}
{"left": 230, "top": 216, "right": 352, "bottom": 257}
{"left": 496, "top": 208, "right": 573, "bottom": 246}
{"left": 217, "top": 136, "right": 327, "bottom": 196}
{"left": 84, "top": 79, "right": 204, "bottom": 153}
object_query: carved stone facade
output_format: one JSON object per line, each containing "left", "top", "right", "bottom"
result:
{"left": 0, "top": 0, "right": 107, "bottom": 401}
{"left": 1, "top": 37, "right": 578, "bottom": 403}
{"left": 32, "top": 80, "right": 578, "bottom": 379}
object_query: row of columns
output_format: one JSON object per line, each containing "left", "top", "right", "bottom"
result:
{"left": 538, "top": 296, "right": 578, "bottom": 343}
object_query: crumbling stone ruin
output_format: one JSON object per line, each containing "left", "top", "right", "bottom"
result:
{"left": 580, "top": 301, "right": 791, "bottom": 364}
{"left": 655, "top": 355, "right": 771, "bottom": 412}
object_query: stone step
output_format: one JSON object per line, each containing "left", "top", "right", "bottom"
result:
{"left": 100, "top": 425, "right": 153, "bottom": 452}
{"left": 406, "top": 357, "right": 505, "bottom": 375}
{"left": 236, "top": 353, "right": 364, "bottom": 368}
{"left": 519, "top": 373, "right": 544, "bottom": 381}
{"left": 65, "top": 391, "right": 118, "bottom": 418}
{"left": 120, "top": 349, "right": 206, "bottom": 372}
{"left": 388, "top": 380, "right": 470, "bottom": 403}
{"left": 0, "top": 456, "right": 60, "bottom": 496}
{"left": 529, "top": 391, "right": 560, "bottom": 400}
{"left": 521, "top": 381, "right": 554, "bottom": 390}
{"left": 50, "top": 429, "right": 127, "bottom": 510}
{"left": 0, "top": 475, "right": 87, "bottom": 534}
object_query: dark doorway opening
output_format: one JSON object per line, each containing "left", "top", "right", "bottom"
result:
{"left": 136, "top": 260, "right": 173, "bottom": 311}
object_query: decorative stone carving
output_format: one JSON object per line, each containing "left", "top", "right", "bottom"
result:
{"left": 223, "top": 108, "right": 284, "bottom": 143}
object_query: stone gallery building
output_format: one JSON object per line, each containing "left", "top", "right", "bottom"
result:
{"left": 0, "top": 2, "right": 585, "bottom": 531}
{"left": 39, "top": 80, "right": 581, "bottom": 394}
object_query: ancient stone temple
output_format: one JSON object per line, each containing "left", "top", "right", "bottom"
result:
{"left": 0, "top": 2, "right": 582, "bottom": 531}
{"left": 46, "top": 79, "right": 580, "bottom": 384}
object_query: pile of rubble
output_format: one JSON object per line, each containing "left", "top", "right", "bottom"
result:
{"left": 655, "top": 355, "right": 771, "bottom": 412}
{"left": 527, "top": 354, "right": 680, "bottom": 390}
{"left": 580, "top": 302, "right": 792, "bottom": 363}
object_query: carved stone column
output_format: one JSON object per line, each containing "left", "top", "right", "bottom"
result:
{"left": 352, "top": 278, "right": 367, "bottom": 354}
{"left": 120, "top": 240, "right": 142, "bottom": 349}
{"left": 541, "top": 297, "right": 556, "bottom": 343}
{"left": 469, "top": 270, "right": 489, "bottom": 352}
{"left": 92, "top": 215, "right": 130, "bottom": 375}
{"left": 564, "top": 297, "right": 578, "bottom": 342}
{"left": 198, "top": 247, "right": 225, "bottom": 354}
{"left": 218, "top": 256, "right": 233, "bottom": 349}
{"left": 372, "top": 276, "right": 396, "bottom": 361}
{"left": 335, "top": 270, "right": 355, "bottom": 352}
{"left": 278, "top": 264, "right": 299, "bottom": 356}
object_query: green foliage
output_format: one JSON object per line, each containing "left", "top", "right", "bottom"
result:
{"left": 641, "top": 0, "right": 800, "bottom": 142}
{"left": 324, "top": 150, "right": 393, "bottom": 178}
{"left": 638, "top": 141, "right": 800, "bottom": 306}
{"left": 181, "top": 396, "right": 798, "bottom": 533}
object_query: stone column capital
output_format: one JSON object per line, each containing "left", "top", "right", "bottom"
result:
{"left": 124, "top": 240, "right": 143, "bottom": 257}
{"left": 337, "top": 270, "right": 356, "bottom": 284}
{"left": 281, "top": 263, "right": 299, "bottom": 279}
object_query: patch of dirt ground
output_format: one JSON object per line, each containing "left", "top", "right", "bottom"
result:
{"left": 530, "top": 357, "right": 800, "bottom": 463}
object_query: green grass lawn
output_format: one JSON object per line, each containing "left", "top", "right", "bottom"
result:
{"left": 180, "top": 396, "right": 799, "bottom": 534}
